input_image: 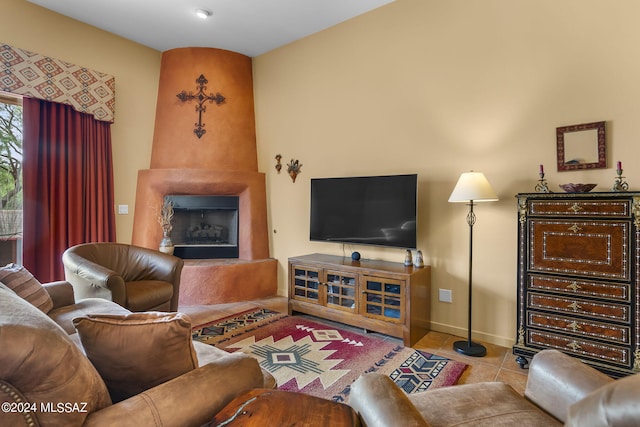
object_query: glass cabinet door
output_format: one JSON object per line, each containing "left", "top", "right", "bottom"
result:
{"left": 292, "top": 266, "right": 321, "bottom": 303}
{"left": 325, "top": 270, "right": 357, "bottom": 312}
{"left": 361, "top": 275, "right": 404, "bottom": 323}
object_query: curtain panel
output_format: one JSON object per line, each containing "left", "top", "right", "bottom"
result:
{"left": 22, "top": 98, "right": 115, "bottom": 282}
{"left": 1, "top": 43, "right": 115, "bottom": 122}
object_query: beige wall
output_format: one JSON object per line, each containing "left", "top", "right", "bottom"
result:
{"left": 2, "top": 0, "right": 161, "bottom": 244}
{"left": 6, "top": 0, "right": 640, "bottom": 348}
{"left": 253, "top": 0, "right": 640, "bottom": 346}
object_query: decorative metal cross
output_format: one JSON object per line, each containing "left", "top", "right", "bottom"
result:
{"left": 176, "top": 74, "right": 226, "bottom": 139}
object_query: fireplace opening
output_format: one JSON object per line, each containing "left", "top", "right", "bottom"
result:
{"left": 165, "top": 195, "right": 239, "bottom": 259}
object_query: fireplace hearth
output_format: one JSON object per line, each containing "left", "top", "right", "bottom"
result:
{"left": 166, "top": 195, "right": 239, "bottom": 259}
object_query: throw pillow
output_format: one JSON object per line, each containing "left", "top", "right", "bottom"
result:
{"left": 0, "top": 263, "right": 53, "bottom": 313}
{"left": 73, "top": 312, "right": 199, "bottom": 402}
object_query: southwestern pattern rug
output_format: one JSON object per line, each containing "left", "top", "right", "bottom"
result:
{"left": 192, "top": 308, "right": 467, "bottom": 402}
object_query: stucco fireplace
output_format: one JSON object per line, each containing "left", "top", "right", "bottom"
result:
{"left": 131, "top": 47, "right": 277, "bottom": 305}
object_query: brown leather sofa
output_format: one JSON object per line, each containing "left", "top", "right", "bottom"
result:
{"left": 0, "top": 280, "right": 275, "bottom": 427}
{"left": 62, "top": 242, "right": 183, "bottom": 312}
{"left": 349, "top": 349, "right": 640, "bottom": 427}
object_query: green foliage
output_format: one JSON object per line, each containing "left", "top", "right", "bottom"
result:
{"left": 0, "top": 102, "right": 22, "bottom": 209}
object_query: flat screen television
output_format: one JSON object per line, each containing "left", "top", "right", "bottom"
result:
{"left": 310, "top": 174, "right": 417, "bottom": 249}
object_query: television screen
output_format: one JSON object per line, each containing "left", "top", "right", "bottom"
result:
{"left": 310, "top": 174, "right": 417, "bottom": 249}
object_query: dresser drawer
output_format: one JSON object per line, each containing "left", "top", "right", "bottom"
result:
{"left": 527, "top": 292, "right": 630, "bottom": 322}
{"left": 529, "top": 219, "right": 630, "bottom": 280}
{"left": 528, "top": 274, "right": 630, "bottom": 302}
{"left": 527, "top": 311, "right": 630, "bottom": 344}
{"left": 527, "top": 329, "right": 631, "bottom": 367}
{"left": 529, "top": 199, "right": 632, "bottom": 218}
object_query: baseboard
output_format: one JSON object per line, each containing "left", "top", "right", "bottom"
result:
{"left": 429, "top": 321, "right": 515, "bottom": 349}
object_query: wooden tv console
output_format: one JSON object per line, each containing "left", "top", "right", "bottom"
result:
{"left": 288, "top": 253, "right": 431, "bottom": 347}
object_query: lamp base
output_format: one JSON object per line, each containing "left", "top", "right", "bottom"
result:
{"left": 453, "top": 340, "right": 486, "bottom": 357}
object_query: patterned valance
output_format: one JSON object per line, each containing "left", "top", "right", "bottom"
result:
{"left": 0, "top": 43, "right": 115, "bottom": 122}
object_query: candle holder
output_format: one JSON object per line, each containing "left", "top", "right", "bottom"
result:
{"left": 535, "top": 172, "right": 550, "bottom": 193}
{"left": 612, "top": 168, "right": 629, "bottom": 192}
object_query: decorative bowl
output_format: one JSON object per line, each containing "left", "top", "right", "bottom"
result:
{"left": 559, "top": 183, "right": 597, "bottom": 193}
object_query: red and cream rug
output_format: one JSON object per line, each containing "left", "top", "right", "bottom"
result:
{"left": 192, "top": 308, "right": 467, "bottom": 402}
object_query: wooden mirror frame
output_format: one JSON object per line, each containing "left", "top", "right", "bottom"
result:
{"left": 556, "top": 121, "right": 606, "bottom": 171}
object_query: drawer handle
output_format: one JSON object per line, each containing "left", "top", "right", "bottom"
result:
{"left": 568, "top": 224, "right": 583, "bottom": 233}
{"left": 567, "top": 341, "right": 582, "bottom": 351}
{"left": 567, "top": 302, "right": 582, "bottom": 311}
{"left": 567, "top": 321, "right": 582, "bottom": 332}
{"left": 567, "top": 282, "right": 582, "bottom": 291}
{"left": 569, "top": 203, "right": 584, "bottom": 213}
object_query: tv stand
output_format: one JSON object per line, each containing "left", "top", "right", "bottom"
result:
{"left": 288, "top": 253, "right": 431, "bottom": 347}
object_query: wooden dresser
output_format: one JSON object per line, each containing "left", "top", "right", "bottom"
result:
{"left": 513, "top": 192, "right": 640, "bottom": 377}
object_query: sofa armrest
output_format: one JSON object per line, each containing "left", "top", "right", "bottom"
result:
{"left": 349, "top": 373, "right": 430, "bottom": 427}
{"left": 83, "top": 355, "right": 264, "bottom": 427}
{"left": 43, "top": 281, "right": 76, "bottom": 308}
{"left": 524, "top": 349, "right": 613, "bottom": 423}
{"left": 565, "top": 372, "right": 640, "bottom": 427}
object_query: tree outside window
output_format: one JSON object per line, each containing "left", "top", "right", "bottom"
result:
{"left": 0, "top": 100, "right": 23, "bottom": 264}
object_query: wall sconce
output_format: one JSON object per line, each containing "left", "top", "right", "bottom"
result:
{"left": 275, "top": 154, "right": 282, "bottom": 174}
{"left": 287, "top": 159, "right": 302, "bottom": 183}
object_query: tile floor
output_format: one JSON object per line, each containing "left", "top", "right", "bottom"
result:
{"left": 180, "top": 295, "right": 529, "bottom": 395}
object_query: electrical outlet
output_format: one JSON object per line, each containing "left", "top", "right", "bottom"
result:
{"left": 117, "top": 204, "right": 129, "bottom": 215}
{"left": 439, "top": 288, "right": 452, "bottom": 303}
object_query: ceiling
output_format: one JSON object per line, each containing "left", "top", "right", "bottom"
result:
{"left": 27, "top": 0, "right": 394, "bottom": 57}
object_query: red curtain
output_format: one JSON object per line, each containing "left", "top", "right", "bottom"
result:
{"left": 22, "top": 98, "right": 116, "bottom": 282}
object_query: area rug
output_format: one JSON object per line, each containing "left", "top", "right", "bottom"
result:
{"left": 192, "top": 308, "right": 467, "bottom": 402}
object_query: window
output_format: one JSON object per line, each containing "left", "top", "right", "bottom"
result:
{"left": 0, "top": 92, "right": 23, "bottom": 265}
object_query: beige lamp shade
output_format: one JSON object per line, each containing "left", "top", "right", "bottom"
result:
{"left": 448, "top": 171, "right": 499, "bottom": 203}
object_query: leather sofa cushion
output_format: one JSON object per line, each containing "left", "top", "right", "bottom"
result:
{"left": 408, "top": 381, "right": 561, "bottom": 426}
{"left": 49, "top": 297, "right": 131, "bottom": 334}
{"left": 73, "top": 312, "right": 199, "bottom": 402}
{"left": 0, "top": 263, "right": 53, "bottom": 313}
{"left": 565, "top": 373, "right": 640, "bottom": 427}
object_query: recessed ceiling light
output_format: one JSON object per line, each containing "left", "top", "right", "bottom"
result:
{"left": 196, "top": 9, "right": 212, "bottom": 19}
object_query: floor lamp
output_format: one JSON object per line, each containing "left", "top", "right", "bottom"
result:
{"left": 448, "top": 171, "right": 498, "bottom": 357}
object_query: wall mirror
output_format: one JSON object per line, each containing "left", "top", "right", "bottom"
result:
{"left": 556, "top": 121, "right": 606, "bottom": 171}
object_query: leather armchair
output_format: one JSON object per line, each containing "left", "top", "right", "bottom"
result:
{"left": 349, "top": 349, "right": 640, "bottom": 427}
{"left": 62, "top": 242, "right": 183, "bottom": 312}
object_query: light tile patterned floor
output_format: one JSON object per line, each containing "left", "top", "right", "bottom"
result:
{"left": 181, "top": 296, "right": 529, "bottom": 395}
